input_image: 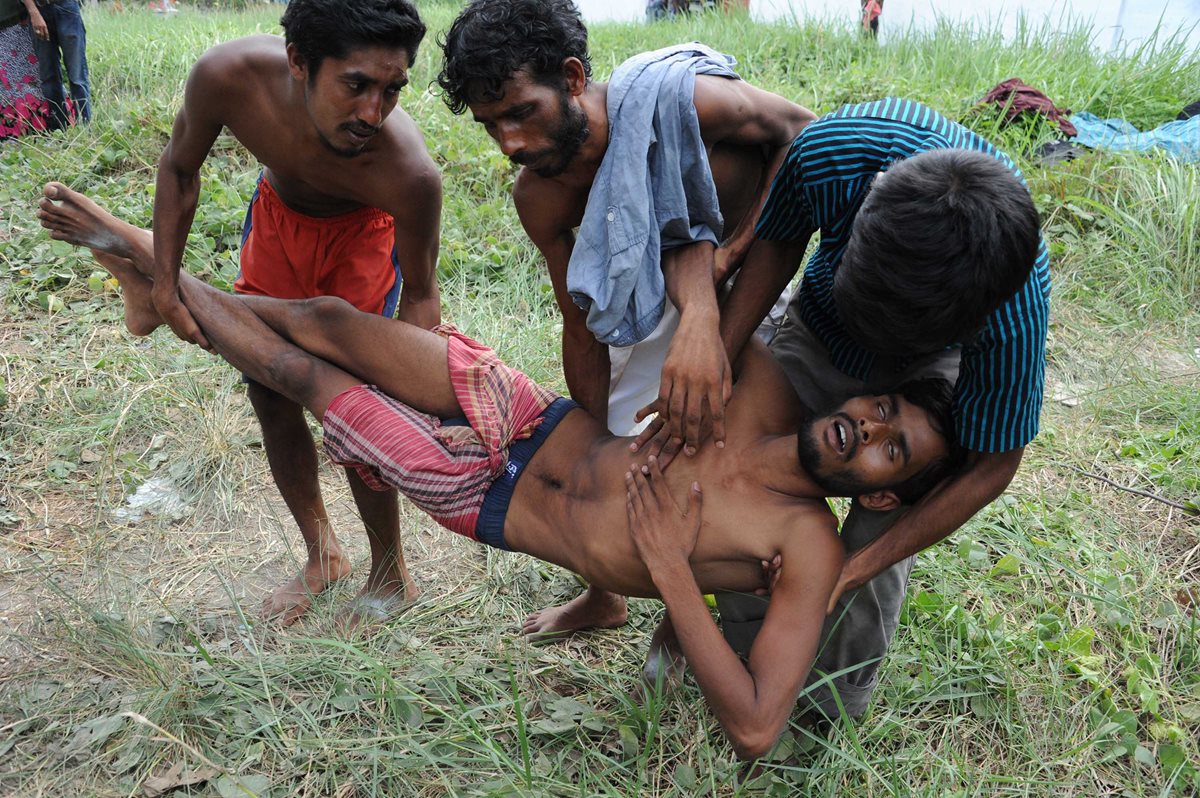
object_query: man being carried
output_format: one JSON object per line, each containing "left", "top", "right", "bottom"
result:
{"left": 40, "top": 182, "right": 957, "bottom": 760}
{"left": 437, "top": 0, "right": 815, "bottom": 638}
{"left": 39, "top": 0, "right": 443, "bottom": 629}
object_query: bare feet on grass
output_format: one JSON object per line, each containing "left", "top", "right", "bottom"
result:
{"left": 262, "top": 551, "right": 354, "bottom": 627}
{"left": 38, "top": 182, "right": 139, "bottom": 259}
{"left": 333, "top": 574, "right": 421, "bottom": 636}
{"left": 522, "top": 586, "right": 628, "bottom": 640}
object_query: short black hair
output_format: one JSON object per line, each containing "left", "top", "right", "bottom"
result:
{"left": 436, "top": 0, "right": 592, "bottom": 115}
{"left": 833, "top": 148, "right": 1040, "bottom": 354}
{"left": 281, "top": 0, "right": 426, "bottom": 76}
{"left": 884, "top": 377, "right": 964, "bottom": 504}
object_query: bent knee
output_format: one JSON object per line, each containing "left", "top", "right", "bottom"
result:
{"left": 262, "top": 348, "right": 322, "bottom": 408}
{"left": 301, "top": 295, "right": 357, "bottom": 327}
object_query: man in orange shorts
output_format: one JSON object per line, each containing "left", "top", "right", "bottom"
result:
{"left": 38, "top": 0, "right": 443, "bottom": 631}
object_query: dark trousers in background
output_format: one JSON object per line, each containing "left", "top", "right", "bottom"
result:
{"left": 33, "top": 0, "right": 91, "bottom": 129}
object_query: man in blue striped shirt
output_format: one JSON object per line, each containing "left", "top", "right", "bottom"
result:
{"left": 717, "top": 97, "right": 1050, "bottom": 720}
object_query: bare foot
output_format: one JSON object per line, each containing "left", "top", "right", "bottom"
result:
{"left": 37, "top": 182, "right": 139, "bottom": 259}
{"left": 91, "top": 250, "right": 163, "bottom": 336}
{"left": 522, "top": 586, "right": 628, "bottom": 640}
{"left": 640, "top": 616, "right": 686, "bottom": 694}
{"left": 262, "top": 553, "right": 353, "bottom": 627}
{"left": 333, "top": 578, "right": 420, "bottom": 637}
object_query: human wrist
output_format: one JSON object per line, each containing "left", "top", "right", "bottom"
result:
{"left": 648, "top": 555, "right": 694, "bottom": 590}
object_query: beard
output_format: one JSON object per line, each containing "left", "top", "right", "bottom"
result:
{"left": 796, "top": 411, "right": 871, "bottom": 498}
{"left": 316, "top": 124, "right": 377, "bottom": 159}
{"left": 511, "top": 93, "right": 589, "bottom": 178}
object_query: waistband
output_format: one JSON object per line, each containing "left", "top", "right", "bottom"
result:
{"left": 255, "top": 173, "right": 390, "bottom": 228}
{"left": 475, "top": 397, "right": 578, "bottom": 550}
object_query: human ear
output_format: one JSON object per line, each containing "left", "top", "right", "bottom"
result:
{"left": 857, "top": 490, "right": 901, "bottom": 512}
{"left": 561, "top": 57, "right": 587, "bottom": 96}
{"left": 285, "top": 43, "right": 308, "bottom": 82}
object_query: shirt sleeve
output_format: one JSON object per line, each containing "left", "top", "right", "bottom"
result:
{"left": 755, "top": 136, "right": 817, "bottom": 241}
{"left": 954, "top": 239, "right": 1051, "bottom": 452}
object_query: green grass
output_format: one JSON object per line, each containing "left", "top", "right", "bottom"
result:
{"left": 1, "top": 3, "right": 1199, "bottom": 796}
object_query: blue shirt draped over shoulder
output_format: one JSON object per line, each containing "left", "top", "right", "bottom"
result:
{"left": 566, "top": 43, "right": 739, "bottom": 347}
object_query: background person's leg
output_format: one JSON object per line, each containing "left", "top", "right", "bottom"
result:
{"left": 32, "top": 9, "right": 68, "bottom": 129}
{"left": 341, "top": 467, "right": 419, "bottom": 625}
{"left": 52, "top": 0, "right": 90, "bottom": 122}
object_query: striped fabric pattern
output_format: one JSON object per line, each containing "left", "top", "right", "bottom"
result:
{"left": 756, "top": 97, "right": 1051, "bottom": 453}
{"left": 321, "top": 327, "right": 559, "bottom": 539}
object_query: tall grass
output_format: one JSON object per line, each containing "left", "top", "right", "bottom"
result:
{"left": 1, "top": 4, "right": 1198, "bottom": 797}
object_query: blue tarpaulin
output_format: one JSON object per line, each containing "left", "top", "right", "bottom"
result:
{"left": 1070, "top": 111, "right": 1200, "bottom": 161}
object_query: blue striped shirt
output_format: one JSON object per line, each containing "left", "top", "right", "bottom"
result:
{"left": 756, "top": 98, "right": 1051, "bottom": 453}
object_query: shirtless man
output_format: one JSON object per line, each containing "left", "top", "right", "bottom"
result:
{"left": 437, "top": 0, "right": 815, "bottom": 638}
{"left": 37, "top": 0, "right": 443, "bottom": 628}
{"left": 39, "top": 183, "right": 956, "bottom": 760}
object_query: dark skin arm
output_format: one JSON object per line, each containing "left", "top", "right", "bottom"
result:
{"left": 827, "top": 446, "right": 1023, "bottom": 611}
{"left": 639, "top": 77, "right": 814, "bottom": 456}
{"left": 516, "top": 182, "right": 611, "bottom": 420}
{"left": 20, "top": 0, "right": 47, "bottom": 39}
{"left": 635, "top": 234, "right": 813, "bottom": 466}
{"left": 627, "top": 458, "right": 842, "bottom": 760}
{"left": 644, "top": 241, "right": 730, "bottom": 455}
{"left": 386, "top": 158, "right": 442, "bottom": 330}
{"left": 152, "top": 52, "right": 226, "bottom": 349}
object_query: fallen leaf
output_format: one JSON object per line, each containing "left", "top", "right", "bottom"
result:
{"left": 142, "top": 763, "right": 218, "bottom": 797}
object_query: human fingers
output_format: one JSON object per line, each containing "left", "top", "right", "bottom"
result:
{"left": 630, "top": 414, "right": 665, "bottom": 452}
{"left": 665, "top": 379, "right": 687, "bottom": 445}
{"left": 165, "top": 303, "right": 210, "bottom": 350}
{"left": 682, "top": 385, "right": 704, "bottom": 456}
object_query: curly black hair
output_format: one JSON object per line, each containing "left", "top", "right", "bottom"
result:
{"left": 281, "top": 0, "right": 426, "bottom": 76}
{"left": 436, "top": 0, "right": 591, "bottom": 115}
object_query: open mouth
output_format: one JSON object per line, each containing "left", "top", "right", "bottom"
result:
{"left": 826, "top": 417, "right": 857, "bottom": 459}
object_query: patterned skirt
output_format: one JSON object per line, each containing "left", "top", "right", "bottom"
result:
{"left": 0, "top": 21, "right": 51, "bottom": 139}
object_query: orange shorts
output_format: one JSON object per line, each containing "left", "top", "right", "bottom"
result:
{"left": 235, "top": 176, "right": 401, "bottom": 316}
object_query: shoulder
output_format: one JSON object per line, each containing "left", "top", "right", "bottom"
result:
{"left": 191, "top": 35, "right": 284, "bottom": 89}
{"left": 513, "top": 170, "right": 578, "bottom": 248}
{"left": 779, "top": 504, "right": 842, "bottom": 567}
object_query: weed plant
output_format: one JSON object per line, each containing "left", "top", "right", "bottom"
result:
{"left": 1, "top": 4, "right": 1198, "bottom": 797}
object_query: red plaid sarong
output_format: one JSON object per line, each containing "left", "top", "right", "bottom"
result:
{"left": 321, "top": 326, "right": 559, "bottom": 539}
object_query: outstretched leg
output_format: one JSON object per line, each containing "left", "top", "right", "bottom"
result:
{"left": 46, "top": 182, "right": 453, "bottom": 633}
{"left": 38, "top": 182, "right": 460, "bottom": 417}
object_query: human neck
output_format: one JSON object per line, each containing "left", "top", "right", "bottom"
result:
{"left": 552, "top": 82, "right": 610, "bottom": 187}
{"left": 753, "top": 435, "right": 830, "bottom": 499}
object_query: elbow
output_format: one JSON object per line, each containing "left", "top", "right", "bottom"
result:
{"left": 730, "top": 731, "right": 777, "bottom": 762}
{"left": 725, "top": 719, "right": 781, "bottom": 761}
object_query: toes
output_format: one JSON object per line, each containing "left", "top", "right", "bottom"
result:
{"left": 43, "top": 182, "right": 61, "bottom": 199}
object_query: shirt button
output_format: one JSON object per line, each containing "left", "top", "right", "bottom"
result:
{"left": 606, "top": 211, "right": 615, "bottom": 222}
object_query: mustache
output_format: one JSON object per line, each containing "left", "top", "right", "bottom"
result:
{"left": 341, "top": 123, "right": 380, "bottom": 137}
{"left": 509, "top": 148, "right": 552, "bottom": 167}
